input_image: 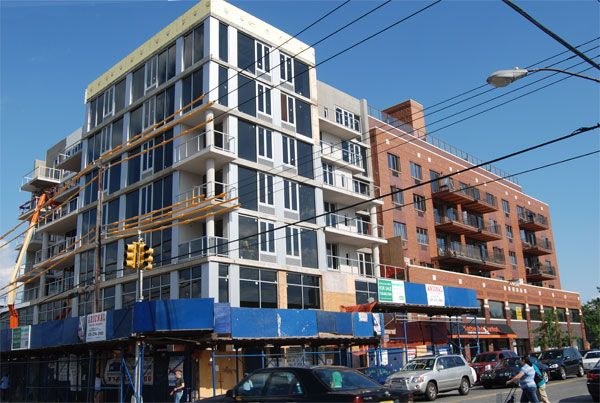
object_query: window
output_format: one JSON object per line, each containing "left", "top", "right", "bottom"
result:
{"left": 342, "top": 141, "right": 364, "bottom": 168}
{"left": 281, "top": 93, "right": 295, "bottom": 124}
{"left": 132, "top": 66, "right": 145, "bottom": 103}
{"left": 413, "top": 194, "right": 426, "bottom": 212}
{"left": 257, "top": 126, "right": 272, "bottom": 159}
{"left": 218, "top": 66, "right": 228, "bottom": 106}
{"left": 489, "top": 300, "right": 506, "bottom": 319}
{"left": 286, "top": 227, "right": 300, "bottom": 257}
{"left": 416, "top": 227, "right": 429, "bottom": 245}
{"left": 335, "top": 107, "right": 360, "bottom": 132}
{"left": 477, "top": 299, "right": 485, "bottom": 318}
{"left": 240, "top": 267, "right": 277, "bottom": 308}
{"left": 183, "top": 24, "right": 204, "bottom": 69}
{"left": 141, "top": 141, "right": 154, "bottom": 173}
{"left": 280, "top": 52, "right": 294, "bottom": 84}
{"left": 530, "top": 305, "right": 541, "bottom": 321}
{"left": 219, "top": 22, "right": 228, "bottom": 62}
{"left": 143, "top": 273, "right": 170, "bottom": 301}
{"left": 510, "top": 303, "right": 525, "bottom": 320}
{"left": 506, "top": 225, "right": 514, "bottom": 240}
{"left": 259, "top": 221, "right": 275, "bottom": 253}
{"left": 142, "top": 97, "right": 156, "bottom": 130}
{"left": 103, "top": 86, "right": 114, "bottom": 118}
{"left": 102, "top": 287, "right": 115, "bottom": 311}
{"left": 258, "top": 172, "right": 274, "bottom": 206}
{"left": 255, "top": 41, "right": 271, "bottom": 73}
{"left": 179, "top": 266, "right": 202, "bottom": 299}
{"left": 257, "top": 82, "right": 271, "bottom": 115}
{"left": 238, "top": 119, "right": 257, "bottom": 162}
{"left": 284, "top": 180, "right": 298, "bottom": 211}
{"left": 322, "top": 163, "right": 334, "bottom": 185}
{"left": 219, "top": 264, "right": 229, "bottom": 303}
{"left": 391, "top": 186, "right": 404, "bottom": 206}
{"left": 264, "top": 371, "right": 304, "bottom": 396}
{"left": 394, "top": 222, "right": 407, "bottom": 240}
{"left": 182, "top": 68, "right": 203, "bottom": 112}
{"left": 570, "top": 309, "right": 580, "bottom": 322}
{"left": 239, "top": 215, "right": 259, "bottom": 260}
{"left": 556, "top": 307, "right": 566, "bottom": 322}
{"left": 122, "top": 282, "right": 137, "bottom": 309}
{"left": 410, "top": 162, "right": 422, "bottom": 181}
{"left": 295, "top": 99, "right": 312, "bottom": 137}
{"left": 282, "top": 135, "right": 296, "bottom": 166}
{"left": 287, "top": 273, "right": 320, "bottom": 309}
{"left": 326, "top": 243, "right": 339, "bottom": 270}
{"left": 355, "top": 281, "right": 377, "bottom": 304}
{"left": 502, "top": 199, "right": 510, "bottom": 215}
{"left": 158, "top": 44, "right": 176, "bottom": 85}
{"left": 300, "top": 229, "right": 318, "bottom": 268}
{"left": 509, "top": 251, "right": 517, "bottom": 265}
{"left": 388, "top": 153, "right": 400, "bottom": 176}
{"left": 145, "top": 55, "right": 158, "bottom": 93}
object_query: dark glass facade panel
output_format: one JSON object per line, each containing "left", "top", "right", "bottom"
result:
{"left": 218, "top": 66, "right": 228, "bottom": 106}
{"left": 240, "top": 267, "right": 277, "bottom": 309}
{"left": 295, "top": 98, "right": 312, "bottom": 138}
{"left": 219, "top": 264, "right": 229, "bottom": 303}
{"left": 219, "top": 23, "right": 228, "bottom": 62}
{"left": 182, "top": 68, "right": 203, "bottom": 112}
{"left": 238, "top": 166, "right": 257, "bottom": 211}
{"left": 300, "top": 229, "right": 318, "bottom": 269}
{"left": 125, "top": 189, "right": 140, "bottom": 219}
{"left": 104, "top": 242, "right": 118, "bottom": 280}
{"left": 238, "top": 75, "right": 256, "bottom": 116}
{"left": 287, "top": 273, "right": 320, "bottom": 309}
{"left": 355, "top": 281, "right": 377, "bottom": 304}
{"left": 108, "top": 162, "right": 121, "bottom": 194}
{"left": 132, "top": 67, "right": 144, "bottom": 103}
{"left": 114, "top": 79, "right": 126, "bottom": 113}
{"left": 179, "top": 266, "right": 202, "bottom": 299}
{"left": 105, "top": 199, "right": 119, "bottom": 225}
{"left": 127, "top": 146, "right": 141, "bottom": 185}
{"left": 237, "top": 32, "right": 255, "bottom": 73}
{"left": 299, "top": 185, "right": 315, "bottom": 223}
{"left": 237, "top": 119, "right": 257, "bottom": 162}
{"left": 183, "top": 32, "right": 193, "bottom": 70}
{"left": 129, "top": 106, "right": 143, "bottom": 138}
{"left": 293, "top": 59, "right": 310, "bottom": 98}
{"left": 296, "top": 140, "right": 313, "bottom": 179}
{"left": 239, "top": 215, "right": 258, "bottom": 260}
{"left": 193, "top": 25, "right": 204, "bottom": 64}
{"left": 112, "top": 118, "right": 124, "bottom": 147}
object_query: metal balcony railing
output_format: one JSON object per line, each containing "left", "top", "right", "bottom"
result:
{"left": 519, "top": 211, "right": 549, "bottom": 227}
{"left": 176, "top": 182, "right": 237, "bottom": 206}
{"left": 37, "top": 198, "right": 78, "bottom": 228}
{"left": 526, "top": 263, "right": 556, "bottom": 277}
{"left": 35, "top": 236, "right": 77, "bottom": 264}
{"left": 174, "top": 130, "right": 235, "bottom": 163}
{"left": 15, "top": 287, "right": 39, "bottom": 304}
{"left": 522, "top": 237, "right": 552, "bottom": 250}
{"left": 326, "top": 254, "right": 405, "bottom": 280}
{"left": 45, "top": 275, "right": 75, "bottom": 297}
{"left": 438, "top": 244, "right": 505, "bottom": 265}
{"left": 325, "top": 213, "right": 384, "bottom": 239}
{"left": 178, "top": 236, "right": 229, "bottom": 261}
{"left": 22, "top": 166, "right": 75, "bottom": 187}
{"left": 324, "top": 173, "right": 380, "bottom": 198}
{"left": 53, "top": 141, "right": 82, "bottom": 167}
{"left": 320, "top": 141, "right": 365, "bottom": 170}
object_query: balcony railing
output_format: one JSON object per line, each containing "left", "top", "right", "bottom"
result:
{"left": 326, "top": 254, "right": 405, "bottom": 280}
{"left": 45, "top": 275, "right": 75, "bottom": 297}
{"left": 37, "top": 198, "right": 78, "bottom": 228}
{"left": 518, "top": 212, "right": 549, "bottom": 228}
{"left": 325, "top": 213, "right": 384, "bottom": 239}
{"left": 22, "top": 166, "right": 75, "bottom": 187}
{"left": 35, "top": 236, "right": 77, "bottom": 264}
{"left": 320, "top": 141, "right": 365, "bottom": 170}
{"left": 521, "top": 237, "right": 552, "bottom": 253}
{"left": 174, "top": 130, "right": 235, "bottom": 163}
{"left": 53, "top": 141, "right": 83, "bottom": 167}
{"left": 176, "top": 182, "right": 237, "bottom": 206}
{"left": 15, "top": 287, "right": 39, "bottom": 304}
{"left": 178, "top": 236, "right": 229, "bottom": 261}
{"left": 438, "top": 244, "right": 505, "bottom": 266}
{"left": 526, "top": 263, "right": 556, "bottom": 277}
{"left": 324, "top": 173, "right": 379, "bottom": 198}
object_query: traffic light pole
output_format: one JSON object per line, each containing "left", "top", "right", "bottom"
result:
{"left": 134, "top": 230, "right": 144, "bottom": 403}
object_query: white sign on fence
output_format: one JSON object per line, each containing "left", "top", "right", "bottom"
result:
{"left": 426, "top": 284, "right": 445, "bottom": 306}
{"left": 86, "top": 311, "right": 107, "bottom": 342}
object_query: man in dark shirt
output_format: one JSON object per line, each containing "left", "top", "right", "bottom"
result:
{"left": 170, "top": 370, "right": 185, "bottom": 403}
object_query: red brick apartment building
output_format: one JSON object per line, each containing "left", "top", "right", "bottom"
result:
{"left": 369, "top": 100, "right": 586, "bottom": 353}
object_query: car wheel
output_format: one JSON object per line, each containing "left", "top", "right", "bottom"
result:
{"left": 425, "top": 381, "right": 438, "bottom": 401}
{"left": 559, "top": 366, "right": 567, "bottom": 380}
{"left": 482, "top": 382, "right": 492, "bottom": 389}
{"left": 543, "top": 371, "right": 549, "bottom": 383}
{"left": 458, "top": 377, "right": 470, "bottom": 395}
{"left": 577, "top": 365, "right": 584, "bottom": 377}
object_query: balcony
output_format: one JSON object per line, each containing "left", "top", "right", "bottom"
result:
{"left": 15, "top": 262, "right": 36, "bottom": 282}
{"left": 521, "top": 238, "right": 552, "bottom": 256}
{"left": 323, "top": 173, "right": 381, "bottom": 205}
{"left": 21, "top": 166, "right": 75, "bottom": 192}
{"left": 431, "top": 178, "right": 474, "bottom": 205}
{"left": 327, "top": 254, "right": 405, "bottom": 280}
{"left": 174, "top": 130, "right": 235, "bottom": 173}
{"left": 518, "top": 212, "right": 549, "bottom": 231}
{"left": 15, "top": 231, "right": 42, "bottom": 252}
{"left": 15, "top": 286, "right": 39, "bottom": 304}
{"left": 37, "top": 198, "right": 78, "bottom": 233}
{"left": 53, "top": 140, "right": 83, "bottom": 172}
{"left": 35, "top": 236, "right": 77, "bottom": 266}
{"left": 178, "top": 236, "right": 229, "bottom": 262}
{"left": 462, "top": 189, "right": 498, "bottom": 214}
{"left": 319, "top": 106, "right": 364, "bottom": 141}
{"left": 320, "top": 141, "right": 366, "bottom": 173}
{"left": 324, "top": 213, "right": 387, "bottom": 247}
{"left": 526, "top": 263, "right": 557, "bottom": 281}
{"left": 436, "top": 244, "right": 505, "bottom": 271}
{"left": 45, "top": 274, "right": 75, "bottom": 297}
{"left": 434, "top": 212, "right": 502, "bottom": 242}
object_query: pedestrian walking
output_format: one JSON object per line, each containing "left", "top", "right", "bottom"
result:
{"left": 506, "top": 356, "right": 540, "bottom": 403}
{"left": 0, "top": 374, "right": 8, "bottom": 401}
{"left": 532, "top": 361, "right": 550, "bottom": 403}
{"left": 169, "top": 370, "right": 185, "bottom": 403}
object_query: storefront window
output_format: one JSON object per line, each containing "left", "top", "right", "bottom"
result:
{"left": 556, "top": 307, "right": 566, "bottom": 322}
{"left": 570, "top": 309, "right": 581, "bottom": 322}
{"left": 509, "top": 303, "right": 525, "bottom": 320}
{"left": 529, "top": 305, "right": 541, "bottom": 321}
{"left": 489, "top": 300, "right": 505, "bottom": 319}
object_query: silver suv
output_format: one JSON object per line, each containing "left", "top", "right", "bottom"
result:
{"left": 386, "top": 355, "right": 475, "bottom": 401}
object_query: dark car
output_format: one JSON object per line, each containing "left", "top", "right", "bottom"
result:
{"left": 470, "top": 350, "right": 518, "bottom": 381}
{"left": 587, "top": 360, "right": 600, "bottom": 401}
{"left": 480, "top": 357, "right": 549, "bottom": 389}
{"left": 198, "top": 366, "right": 413, "bottom": 402}
{"left": 357, "top": 366, "right": 394, "bottom": 384}
{"left": 539, "top": 347, "right": 584, "bottom": 380}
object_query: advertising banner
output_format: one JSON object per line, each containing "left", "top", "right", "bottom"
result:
{"left": 377, "top": 279, "right": 406, "bottom": 304}
{"left": 426, "top": 284, "right": 445, "bottom": 306}
{"left": 86, "top": 311, "right": 107, "bottom": 342}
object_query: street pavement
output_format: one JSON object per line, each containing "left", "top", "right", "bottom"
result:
{"left": 427, "top": 377, "right": 594, "bottom": 402}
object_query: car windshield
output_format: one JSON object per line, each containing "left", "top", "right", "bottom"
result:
{"left": 361, "top": 368, "right": 379, "bottom": 378}
{"left": 314, "top": 368, "right": 380, "bottom": 391}
{"left": 541, "top": 350, "right": 563, "bottom": 360}
{"left": 473, "top": 353, "right": 498, "bottom": 363}
{"left": 497, "top": 358, "right": 521, "bottom": 368}
{"left": 585, "top": 352, "right": 600, "bottom": 359}
{"left": 403, "top": 359, "right": 435, "bottom": 371}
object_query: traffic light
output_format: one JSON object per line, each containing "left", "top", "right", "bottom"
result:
{"left": 141, "top": 244, "right": 154, "bottom": 270}
{"left": 124, "top": 242, "right": 139, "bottom": 270}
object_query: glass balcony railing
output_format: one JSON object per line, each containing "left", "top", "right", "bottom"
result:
{"left": 323, "top": 173, "right": 379, "bottom": 198}
{"left": 325, "top": 213, "right": 384, "bottom": 239}
{"left": 178, "top": 236, "right": 229, "bottom": 261}
{"left": 53, "top": 141, "right": 82, "bottom": 167}
{"left": 326, "top": 254, "right": 405, "bottom": 280}
{"left": 320, "top": 141, "right": 365, "bottom": 170}
{"left": 174, "top": 130, "right": 235, "bottom": 163}
{"left": 438, "top": 244, "right": 505, "bottom": 266}
{"left": 37, "top": 198, "right": 78, "bottom": 228}
{"left": 35, "top": 236, "right": 77, "bottom": 264}
{"left": 176, "top": 182, "right": 237, "bottom": 206}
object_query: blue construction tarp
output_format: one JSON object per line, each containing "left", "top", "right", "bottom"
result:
{"left": 133, "top": 298, "right": 214, "bottom": 333}
{"left": 316, "top": 311, "right": 353, "bottom": 335}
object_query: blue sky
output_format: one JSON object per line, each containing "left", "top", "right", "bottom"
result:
{"left": 0, "top": 0, "right": 598, "bottom": 301}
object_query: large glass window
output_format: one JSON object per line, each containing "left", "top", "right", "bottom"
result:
{"left": 258, "top": 172, "right": 274, "bottom": 206}
{"left": 183, "top": 24, "right": 204, "bottom": 69}
{"left": 388, "top": 153, "right": 400, "bottom": 175}
{"left": 238, "top": 166, "right": 257, "bottom": 211}
{"left": 489, "top": 300, "right": 506, "bottom": 319}
{"left": 410, "top": 162, "right": 423, "bottom": 180}
{"left": 281, "top": 93, "right": 295, "bottom": 124}
{"left": 335, "top": 107, "right": 360, "bottom": 132}
{"left": 143, "top": 274, "right": 170, "bottom": 301}
{"left": 182, "top": 68, "right": 203, "bottom": 112}
{"left": 502, "top": 199, "right": 510, "bottom": 215}
{"left": 240, "top": 267, "right": 277, "bottom": 308}
{"left": 280, "top": 52, "right": 294, "bottom": 83}
{"left": 287, "top": 273, "right": 320, "bottom": 309}
{"left": 416, "top": 227, "right": 429, "bottom": 245}
{"left": 413, "top": 194, "right": 426, "bottom": 212}
{"left": 530, "top": 305, "right": 541, "bottom": 321}
{"left": 294, "top": 59, "right": 310, "bottom": 98}
{"left": 556, "top": 307, "right": 566, "bottom": 322}
{"left": 257, "top": 83, "right": 271, "bottom": 115}
{"left": 237, "top": 32, "right": 255, "bottom": 73}
{"left": 259, "top": 221, "right": 275, "bottom": 253}
{"left": 219, "top": 264, "right": 229, "bottom": 303}
{"left": 394, "top": 222, "right": 407, "bottom": 240}
{"left": 392, "top": 187, "right": 404, "bottom": 206}
{"left": 255, "top": 41, "right": 271, "bottom": 73}
{"left": 102, "top": 287, "right": 116, "bottom": 311}
{"left": 282, "top": 135, "right": 296, "bottom": 166}
{"left": 144, "top": 55, "right": 158, "bottom": 93}
{"left": 355, "top": 281, "right": 377, "bottom": 304}
{"left": 570, "top": 309, "right": 580, "bottom": 322}
{"left": 219, "top": 22, "right": 228, "bottom": 62}
{"left": 218, "top": 66, "right": 228, "bottom": 106}
{"left": 257, "top": 126, "right": 272, "bottom": 159}
{"left": 285, "top": 227, "right": 300, "bottom": 257}
{"left": 239, "top": 215, "right": 259, "bottom": 260}
{"left": 179, "top": 266, "right": 202, "bottom": 299}
{"left": 122, "top": 281, "right": 137, "bottom": 309}
{"left": 238, "top": 75, "right": 256, "bottom": 116}
{"left": 238, "top": 119, "right": 257, "bottom": 162}
{"left": 509, "top": 303, "right": 525, "bottom": 320}
{"left": 284, "top": 180, "right": 298, "bottom": 211}
{"left": 158, "top": 44, "right": 176, "bottom": 86}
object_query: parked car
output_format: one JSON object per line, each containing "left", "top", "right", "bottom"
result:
{"left": 198, "top": 366, "right": 413, "bottom": 402}
{"left": 480, "top": 356, "right": 549, "bottom": 389}
{"left": 583, "top": 351, "right": 600, "bottom": 372}
{"left": 587, "top": 360, "right": 600, "bottom": 402}
{"left": 357, "top": 366, "right": 394, "bottom": 384}
{"left": 539, "top": 347, "right": 584, "bottom": 380}
{"left": 386, "top": 355, "right": 474, "bottom": 401}
{"left": 470, "top": 350, "right": 518, "bottom": 381}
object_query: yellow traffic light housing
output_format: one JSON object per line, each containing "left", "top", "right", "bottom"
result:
{"left": 124, "top": 242, "right": 139, "bottom": 270}
{"left": 141, "top": 244, "right": 154, "bottom": 270}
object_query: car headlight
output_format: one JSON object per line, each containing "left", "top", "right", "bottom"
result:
{"left": 411, "top": 376, "right": 424, "bottom": 383}
{"left": 549, "top": 364, "right": 559, "bottom": 369}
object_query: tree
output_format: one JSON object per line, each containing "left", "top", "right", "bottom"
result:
{"left": 583, "top": 296, "right": 600, "bottom": 349}
{"left": 533, "top": 309, "right": 570, "bottom": 349}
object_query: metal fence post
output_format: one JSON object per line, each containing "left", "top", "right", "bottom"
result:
{"left": 211, "top": 348, "right": 216, "bottom": 397}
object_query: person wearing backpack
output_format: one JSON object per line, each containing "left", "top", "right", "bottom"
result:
{"left": 507, "top": 356, "right": 540, "bottom": 403}
{"left": 532, "top": 360, "right": 550, "bottom": 403}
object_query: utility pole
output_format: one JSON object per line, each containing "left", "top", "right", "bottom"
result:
{"left": 93, "top": 164, "right": 106, "bottom": 314}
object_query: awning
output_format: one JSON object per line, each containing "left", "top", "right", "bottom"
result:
{"left": 449, "top": 323, "right": 517, "bottom": 339}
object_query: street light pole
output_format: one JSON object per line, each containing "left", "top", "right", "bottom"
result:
{"left": 487, "top": 67, "right": 600, "bottom": 88}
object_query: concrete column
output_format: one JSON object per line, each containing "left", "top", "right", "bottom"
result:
{"left": 170, "top": 270, "right": 179, "bottom": 300}
{"left": 114, "top": 284, "right": 123, "bottom": 310}
{"left": 205, "top": 110, "right": 215, "bottom": 148}
{"left": 206, "top": 158, "right": 215, "bottom": 238}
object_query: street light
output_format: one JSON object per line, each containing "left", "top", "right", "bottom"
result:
{"left": 487, "top": 67, "right": 600, "bottom": 88}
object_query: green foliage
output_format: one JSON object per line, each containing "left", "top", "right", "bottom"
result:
{"left": 533, "top": 309, "right": 570, "bottom": 349}
{"left": 583, "top": 297, "right": 600, "bottom": 348}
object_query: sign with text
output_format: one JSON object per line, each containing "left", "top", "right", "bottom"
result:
{"left": 11, "top": 325, "right": 31, "bottom": 350}
{"left": 86, "top": 311, "right": 107, "bottom": 342}
{"left": 377, "top": 279, "right": 406, "bottom": 304}
{"left": 426, "top": 284, "right": 445, "bottom": 306}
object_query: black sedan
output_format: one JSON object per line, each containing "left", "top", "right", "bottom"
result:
{"left": 198, "top": 366, "right": 413, "bottom": 402}
{"left": 587, "top": 361, "right": 600, "bottom": 402}
{"left": 480, "top": 357, "right": 549, "bottom": 389}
